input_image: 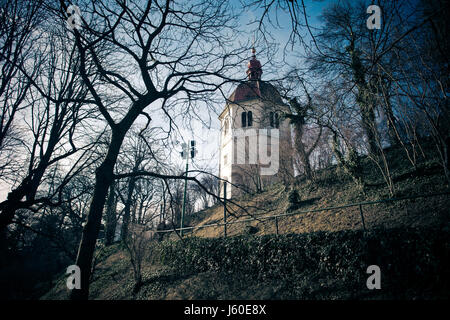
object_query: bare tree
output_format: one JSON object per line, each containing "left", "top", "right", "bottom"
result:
{"left": 0, "top": 12, "right": 97, "bottom": 249}
{"left": 191, "top": 173, "right": 220, "bottom": 209}
{"left": 122, "top": 223, "right": 151, "bottom": 294}
{"left": 104, "top": 181, "right": 117, "bottom": 246}
{"left": 285, "top": 94, "right": 322, "bottom": 181}
{"left": 56, "top": 0, "right": 247, "bottom": 299}
{"left": 0, "top": 0, "right": 43, "bottom": 160}
{"left": 115, "top": 127, "right": 165, "bottom": 240}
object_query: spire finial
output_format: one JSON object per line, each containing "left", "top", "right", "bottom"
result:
{"left": 247, "top": 44, "right": 262, "bottom": 80}
{"left": 251, "top": 35, "right": 256, "bottom": 57}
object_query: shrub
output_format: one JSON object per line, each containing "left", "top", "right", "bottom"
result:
{"left": 287, "top": 189, "right": 301, "bottom": 211}
{"left": 245, "top": 225, "right": 259, "bottom": 235}
{"left": 155, "top": 226, "right": 450, "bottom": 298}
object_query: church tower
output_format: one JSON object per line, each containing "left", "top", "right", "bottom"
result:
{"left": 218, "top": 48, "right": 293, "bottom": 198}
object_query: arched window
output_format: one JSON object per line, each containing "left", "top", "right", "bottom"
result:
{"left": 224, "top": 118, "right": 229, "bottom": 135}
{"left": 241, "top": 111, "right": 252, "bottom": 128}
{"left": 269, "top": 112, "right": 279, "bottom": 128}
{"left": 241, "top": 112, "right": 247, "bottom": 128}
{"left": 274, "top": 112, "right": 279, "bottom": 128}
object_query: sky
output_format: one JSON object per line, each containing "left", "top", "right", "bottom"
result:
{"left": 172, "top": 0, "right": 333, "bottom": 176}
{"left": 0, "top": 0, "right": 338, "bottom": 201}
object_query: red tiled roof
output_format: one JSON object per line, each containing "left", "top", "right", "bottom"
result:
{"left": 227, "top": 81, "right": 284, "bottom": 104}
{"left": 226, "top": 48, "right": 284, "bottom": 105}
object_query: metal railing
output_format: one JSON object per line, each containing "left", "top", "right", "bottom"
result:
{"left": 154, "top": 191, "right": 450, "bottom": 237}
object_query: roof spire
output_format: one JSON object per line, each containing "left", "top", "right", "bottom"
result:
{"left": 251, "top": 34, "right": 255, "bottom": 55}
{"left": 247, "top": 46, "right": 262, "bottom": 80}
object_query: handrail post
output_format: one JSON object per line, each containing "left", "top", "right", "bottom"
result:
{"left": 275, "top": 216, "right": 279, "bottom": 235}
{"left": 180, "top": 158, "right": 189, "bottom": 237}
{"left": 359, "top": 204, "right": 366, "bottom": 231}
{"left": 223, "top": 182, "right": 227, "bottom": 238}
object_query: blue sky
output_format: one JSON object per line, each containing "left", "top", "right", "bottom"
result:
{"left": 177, "top": 0, "right": 337, "bottom": 175}
{"left": 0, "top": 0, "right": 340, "bottom": 200}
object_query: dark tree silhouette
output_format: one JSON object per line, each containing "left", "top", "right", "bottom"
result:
{"left": 57, "top": 0, "right": 246, "bottom": 299}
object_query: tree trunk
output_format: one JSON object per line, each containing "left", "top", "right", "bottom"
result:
{"left": 293, "top": 123, "right": 314, "bottom": 180}
{"left": 446, "top": 137, "right": 450, "bottom": 172}
{"left": 297, "top": 138, "right": 313, "bottom": 180}
{"left": 331, "top": 131, "right": 365, "bottom": 190}
{"left": 70, "top": 130, "right": 125, "bottom": 300}
{"left": 348, "top": 42, "right": 379, "bottom": 157}
{"left": 360, "top": 103, "right": 378, "bottom": 156}
{"left": 121, "top": 175, "right": 137, "bottom": 241}
{"left": 104, "top": 182, "right": 117, "bottom": 246}
{"left": 443, "top": 136, "right": 450, "bottom": 183}
{"left": 0, "top": 121, "right": 63, "bottom": 240}
{"left": 383, "top": 97, "right": 399, "bottom": 146}
{"left": 137, "top": 199, "right": 144, "bottom": 224}
{"left": 161, "top": 184, "right": 166, "bottom": 222}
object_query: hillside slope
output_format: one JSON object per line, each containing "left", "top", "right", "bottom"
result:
{"left": 43, "top": 226, "right": 450, "bottom": 300}
{"left": 179, "top": 145, "right": 450, "bottom": 239}
{"left": 42, "top": 144, "right": 450, "bottom": 300}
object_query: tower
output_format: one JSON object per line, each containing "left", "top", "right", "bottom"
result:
{"left": 218, "top": 48, "right": 293, "bottom": 198}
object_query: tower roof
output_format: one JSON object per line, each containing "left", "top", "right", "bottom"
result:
{"left": 226, "top": 48, "right": 283, "bottom": 105}
{"left": 227, "top": 81, "right": 283, "bottom": 104}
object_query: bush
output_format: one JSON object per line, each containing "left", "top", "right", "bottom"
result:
{"left": 155, "top": 226, "right": 450, "bottom": 298}
{"left": 245, "top": 225, "right": 259, "bottom": 235}
{"left": 287, "top": 189, "right": 301, "bottom": 211}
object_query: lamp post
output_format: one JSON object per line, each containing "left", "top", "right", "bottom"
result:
{"left": 180, "top": 140, "right": 196, "bottom": 237}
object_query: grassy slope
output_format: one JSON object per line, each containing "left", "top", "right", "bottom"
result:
{"left": 185, "top": 144, "right": 450, "bottom": 238}
{"left": 42, "top": 144, "right": 450, "bottom": 300}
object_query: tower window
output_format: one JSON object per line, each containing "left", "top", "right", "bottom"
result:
{"left": 241, "top": 112, "right": 247, "bottom": 128}
{"left": 269, "top": 112, "right": 280, "bottom": 128}
{"left": 224, "top": 118, "right": 229, "bottom": 135}
{"left": 241, "top": 111, "right": 252, "bottom": 128}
